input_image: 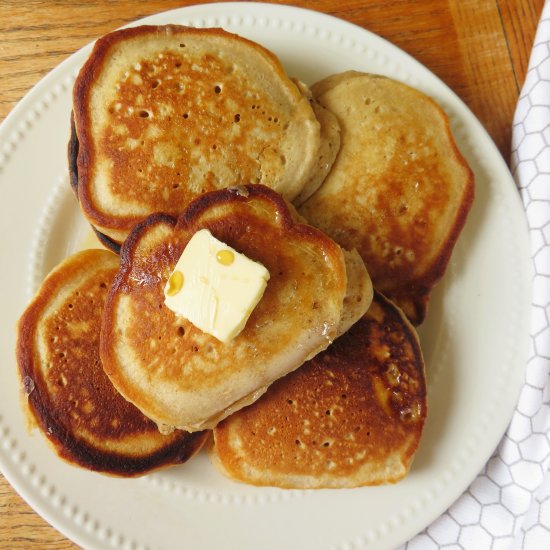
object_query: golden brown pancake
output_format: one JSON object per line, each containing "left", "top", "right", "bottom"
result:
{"left": 16, "top": 249, "right": 207, "bottom": 476}
{"left": 210, "top": 291, "right": 427, "bottom": 488}
{"left": 100, "top": 184, "right": 372, "bottom": 432}
{"left": 299, "top": 72, "right": 474, "bottom": 324}
{"left": 72, "top": 25, "right": 321, "bottom": 245}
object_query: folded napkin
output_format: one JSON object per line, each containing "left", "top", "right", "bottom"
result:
{"left": 402, "top": 4, "right": 550, "bottom": 548}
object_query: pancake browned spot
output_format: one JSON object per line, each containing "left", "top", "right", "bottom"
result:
{"left": 16, "top": 249, "right": 207, "bottom": 476}
{"left": 210, "top": 291, "right": 426, "bottom": 488}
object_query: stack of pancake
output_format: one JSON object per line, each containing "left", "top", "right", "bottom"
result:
{"left": 17, "top": 25, "right": 473, "bottom": 486}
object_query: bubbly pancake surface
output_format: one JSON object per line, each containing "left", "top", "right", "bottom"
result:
{"left": 299, "top": 72, "right": 474, "bottom": 324}
{"left": 100, "top": 185, "right": 369, "bottom": 432}
{"left": 16, "top": 249, "right": 206, "bottom": 476}
{"left": 211, "top": 291, "right": 426, "bottom": 488}
{"left": 73, "top": 25, "right": 320, "bottom": 244}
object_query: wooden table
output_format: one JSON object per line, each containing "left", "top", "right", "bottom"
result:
{"left": 0, "top": 0, "right": 544, "bottom": 547}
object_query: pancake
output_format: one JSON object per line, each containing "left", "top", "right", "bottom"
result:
{"left": 68, "top": 113, "right": 121, "bottom": 253}
{"left": 72, "top": 24, "right": 321, "bottom": 245}
{"left": 210, "top": 291, "right": 427, "bottom": 488}
{"left": 16, "top": 249, "right": 207, "bottom": 476}
{"left": 100, "top": 184, "right": 372, "bottom": 432}
{"left": 299, "top": 71, "right": 474, "bottom": 324}
{"left": 291, "top": 80, "right": 341, "bottom": 205}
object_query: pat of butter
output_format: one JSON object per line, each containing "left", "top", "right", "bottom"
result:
{"left": 163, "top": 229, "right": 270, "bottom": 343}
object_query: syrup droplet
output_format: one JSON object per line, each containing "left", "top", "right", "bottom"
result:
{"left": 216, "top": 250, "right": 235, "bottom": 266}
{"left": 166, "top": 270, "right": 184, "bottom": 296}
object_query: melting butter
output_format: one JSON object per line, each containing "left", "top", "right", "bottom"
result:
{"left": 166, "top": 270, "right": 184, "bottom": 296}
{"left": 163, "top": 229, "right": 270, "bottom": 343}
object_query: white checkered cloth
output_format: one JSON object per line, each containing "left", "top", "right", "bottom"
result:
{"left": 402, "top": 3, "right": 550, "bottom": 548}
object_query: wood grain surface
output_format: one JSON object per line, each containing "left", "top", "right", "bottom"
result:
{"left": 0, "top": 0, "right": 544, "bottom": 547}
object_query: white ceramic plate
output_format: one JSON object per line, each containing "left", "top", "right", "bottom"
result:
{"left": 0, "top": 3, "right": 532, "bottom": 549}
